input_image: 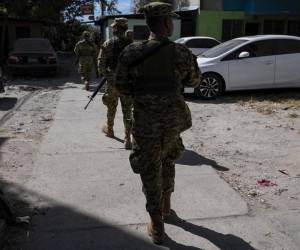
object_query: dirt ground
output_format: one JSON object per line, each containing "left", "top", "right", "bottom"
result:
{"left": 0, "top": 58, "right": 300, "bottom": 246}
{"left": 185, "top": 89, "right": 300, "bottom": 215}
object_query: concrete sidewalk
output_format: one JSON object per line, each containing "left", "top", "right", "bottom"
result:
{"left": 11, "top": 84, "right": 299, "bottom": 249}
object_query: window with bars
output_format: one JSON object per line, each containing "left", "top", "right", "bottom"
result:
{"left": 288, "top": 20, "right": 300, "bottom": 36}
{"left": 263, "top": 20, "right": 285, "bottom": 34}
{"left": 222, "top": 20, "right": 244, "bottom": 41}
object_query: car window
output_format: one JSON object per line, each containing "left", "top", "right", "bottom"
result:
{"left": 205, "top": 39, "right": 220, "bottom": 48}
{"left": 222, "top": 39, "right": 275, "bottom": 61}
{"left": 175, "top": 38, "right": 185, "bottom": 44}
{"left": 201, "top": 39, "right": 247, "bottom": 58}
{"left": 14, "top": 39, "right": 54, "bottom": 52}
{"left": 185, "top": 38, "right": 219, "bottom": 48}
{"left": 274, "top": 39, "right": 300, "bottom": 55}
{"left": 185, "top": 39, "right": 203, "bottom": 48}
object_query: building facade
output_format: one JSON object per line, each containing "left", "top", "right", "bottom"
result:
{"left": 95, "top": 8, "right": 199, "bottom": 42}
{"left": 96, "top": 14, "right": 181, "bottom": 42}
{"left": 0, "top": 18, "right": 48, "bottom": 59}
{"left": 197, "top": 0, "right": 300, "bottom": 41}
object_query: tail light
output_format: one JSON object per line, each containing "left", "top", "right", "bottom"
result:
{"left": 47, "top": 56, "right": 57, "bottom": 64}
{"left": 7, "top": 56, "right": 20, "bottom": 64}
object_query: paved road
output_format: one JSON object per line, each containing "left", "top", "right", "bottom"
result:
{"left": 3, "top": 83, "right": 300, "bottom": 249}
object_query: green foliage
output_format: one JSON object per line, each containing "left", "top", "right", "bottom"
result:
{"left": 1, "top": 0, "right": 92, "bottom": 21}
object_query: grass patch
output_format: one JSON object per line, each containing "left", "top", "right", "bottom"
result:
{"left": 0, "top": 128, "right": 8, "bottom": 134}
{"left": 234, "top": 90, "right": 300, "bottom": 114}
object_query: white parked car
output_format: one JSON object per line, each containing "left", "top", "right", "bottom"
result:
{"left": 175, "top": 36, "right": 220, "bottom": 56}
{"left": 186, "top": 35, "right": 300, "bottom": 99}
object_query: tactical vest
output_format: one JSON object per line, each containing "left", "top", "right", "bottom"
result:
{"left": 79, "top": 41, "right": 95, "bottom": 57}
{"left": 131, "top": 40, "right": 177, "bottom": 95}
{"left": 109, "top": 37, "right": 131, "bottom": 71}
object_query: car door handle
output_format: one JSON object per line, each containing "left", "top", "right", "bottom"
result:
{"left": 264, "top": 61, "right": 273, "bottom": 65}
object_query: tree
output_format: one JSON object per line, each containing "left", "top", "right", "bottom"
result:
{"left": 1, "top": 0, "right": 93, "bottom": 22}
{"left": 99, "top": 0, "right": 121, "bottom": 16}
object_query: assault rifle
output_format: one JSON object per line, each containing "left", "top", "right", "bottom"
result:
{"left": 84, "top": 77, "right": 107, "bottom": 110}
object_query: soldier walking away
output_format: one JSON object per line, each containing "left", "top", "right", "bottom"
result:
{"left": 74, "top": 31, "right": 98, "bottom": 91}
{"left": 115, "top": 2, "right": 201, "bottom": 245}
{"left": 98, "top": 18, "right": 133, "bottom": 149}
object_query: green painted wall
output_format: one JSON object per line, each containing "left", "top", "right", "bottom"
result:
{"left": 196, "top": 10, "right": 248, "bottom": 40}
{"left": 106, "top": 18, "right": 181, "bottom": 41}
{"left": 196, "top": 10, "right": 298, "bottom": 40}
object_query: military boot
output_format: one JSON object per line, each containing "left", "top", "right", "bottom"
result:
{"left": 102, "top": 125, "right": 114, "bottom": 138}
{"left": 147, "top": 214, "right": 165, "bottom": 245}
{"left": 162, "top": 193, "right": 171, "bottom": 220}
{"left": 124, "top": 130, "right": 132, "bottom": 150}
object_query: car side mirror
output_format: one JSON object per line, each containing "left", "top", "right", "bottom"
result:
{"left": 238, "top": 51, "right": 250, "bottom": 59}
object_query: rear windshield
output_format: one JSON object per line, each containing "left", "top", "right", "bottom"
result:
{"left": 201, "top": 39, "right": 248, "bottom": 58}
{"left": 175, "top": 38, "right": 185, "bottom": 44}
{"left": 14, "top": 39, "right": 54, "bottom": 52}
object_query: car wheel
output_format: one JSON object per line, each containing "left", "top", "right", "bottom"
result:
{"left": 195, "top": 73, "right": 224, "bottom": 99}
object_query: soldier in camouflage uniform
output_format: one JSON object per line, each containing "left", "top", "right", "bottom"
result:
{"left": 74, "top": 31, "right": 98, "bottom": 91}
{"left": 98, "top": 18, "right": 133, "bottom": 149}
{"left": 115, "top": 2, "right": 200, "bottom": 245}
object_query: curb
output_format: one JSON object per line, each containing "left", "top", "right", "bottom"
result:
{"left": 0, "top": 91, "right": 36, "bottom": 127}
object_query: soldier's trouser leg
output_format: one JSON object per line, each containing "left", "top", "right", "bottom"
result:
{"left": 120, "top": 95, "right": 133, "bottom": 149}
{"left": 120, "top": 95, "right": 133, "bottom": 133}
{"left": 161, "top": 136, "right": 184, "bottom": 195}
{"left": 103, "top": 87, "right": 118, "bottom": 129}
{"left": 79, "top": 60, "right": 93, "bottom": 90}
{"left": 130, "top": 135, "right": 184, "bottom": 215}
{"left": 130, "top": 136, "right": 162, "bottom": 215}
{"left": 107, "top": 97, "right": 118, "bottom": 129}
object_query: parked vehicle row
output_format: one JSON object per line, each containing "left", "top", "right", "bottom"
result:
{"left": 183, "top": 35, "right": 300, "bottom": 99}
{"left": 5, "top": 35, "right": 300, "bottom": 99}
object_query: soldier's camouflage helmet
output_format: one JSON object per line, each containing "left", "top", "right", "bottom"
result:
{"left": 139, "top": 2, "right": 179, "bottom": 18}
{"left": 110, "top": 17, "right": 128, "bottom": 29}
{"left": 82, "top": 31, "right": 90, "bottom": 38}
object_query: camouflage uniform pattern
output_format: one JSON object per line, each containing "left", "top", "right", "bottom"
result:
{"left": 98, "top": 35, "right": 133, "bottom": 131}
{"left": 139, "top": 1, "right": 179, "bottom": 18}
{"left": 74, "top": 39, "right": 98, "bottom": 81}
{"left": 115, "top": 37, "right": 200, "bottom": 214}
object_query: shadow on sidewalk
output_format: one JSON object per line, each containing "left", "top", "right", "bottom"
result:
{"left": 165, "top": 210, "right": 257, "bottom": 250}
{"left": 177, "top": 150, "right": 229, "bottom": 172}
{"left": 0, "top": 180, "right": 204, "bottom": 250}
{"left": 0, "top": 98, "right": 17, "bottom": 111}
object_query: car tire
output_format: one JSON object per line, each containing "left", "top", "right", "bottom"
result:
{"left": 195, "top": 73, "right": 224, "bottom": 99}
